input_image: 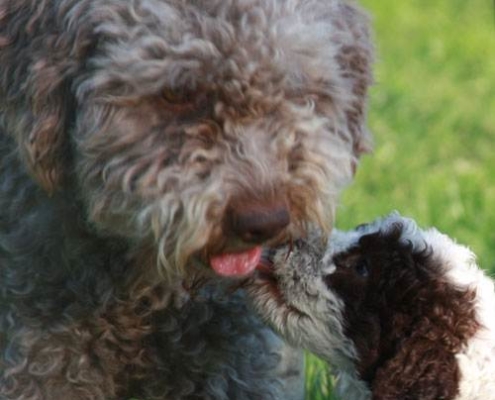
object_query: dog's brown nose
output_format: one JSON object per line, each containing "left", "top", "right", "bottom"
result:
{"left": 227, "top": 202, "right": 290, "bottom": 244}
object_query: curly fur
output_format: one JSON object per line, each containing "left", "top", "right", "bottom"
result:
{"left": 248, "top": 213, "right": 495, "bottom": 400}
{"left": 0, "top": 0, "right": 373, "bottom": 399}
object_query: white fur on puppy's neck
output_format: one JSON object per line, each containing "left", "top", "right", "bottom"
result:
{"left": 421, "top": 230, "right": 495, "bottom": 400}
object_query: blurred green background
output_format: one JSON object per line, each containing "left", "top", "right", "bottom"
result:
{"left": 306, "top": 0, "right": 495, "bottom": 398}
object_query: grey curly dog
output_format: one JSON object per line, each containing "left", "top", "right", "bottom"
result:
{"left": 0, "top": 0, "right": 373, "bottom": 399}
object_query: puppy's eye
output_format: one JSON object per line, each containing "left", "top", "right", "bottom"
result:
{"left": 353, "top": 259, "right": 370, "bottom": 278}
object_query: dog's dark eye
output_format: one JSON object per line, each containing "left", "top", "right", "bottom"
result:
{"left": 353, "top": 259, "right": 370, "bottom": 278}
{"left": 162, "top": 88, "right": 192, "bottom": 104}
{"left": 160, "top": 88, "right": 211, "bottom": 115}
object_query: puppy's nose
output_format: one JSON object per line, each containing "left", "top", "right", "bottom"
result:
{"left": 227, "top": 202, "right": 290, "bottom": 244}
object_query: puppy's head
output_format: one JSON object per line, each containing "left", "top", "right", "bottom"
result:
{"left": 248, "top": 213, "right": 480, "bottom": 399}
{"left": 1, "top": 0, "right": 373, "bottom": 278}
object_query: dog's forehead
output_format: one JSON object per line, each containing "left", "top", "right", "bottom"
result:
{"left": 87, "top": 0, "right": 348, "bottom": 97}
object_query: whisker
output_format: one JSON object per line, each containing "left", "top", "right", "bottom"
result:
{"left": 285, "top": 236, "right": 294, "bottom": 261}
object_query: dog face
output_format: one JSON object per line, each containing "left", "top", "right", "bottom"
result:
{"left": 0, "top": 0, "right": 373, "bottom": 277}
{"left": 248, "top": 213, "right": 481, "bottom": 399}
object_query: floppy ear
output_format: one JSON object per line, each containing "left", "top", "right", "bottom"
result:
{"left": 11, "top": 61, "right": 74, "bottom": 195}
{"left": 371, "top": 339, "right": 460, "bottom": 400}
{"left": 0, "top": 2, "right": 92, "bottom": 194}
{"left": 335, "top": 2, "right": 374, "bottom": 158}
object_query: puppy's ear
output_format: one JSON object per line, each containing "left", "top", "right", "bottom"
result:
{"left": 371, "top": 341, "right": 460, "bottom": 400}
{"left": 336, "top": 3, "right": 374, "bottom": 158}
{"left": 0, "top": 3, "right": 92, "bottom": 194}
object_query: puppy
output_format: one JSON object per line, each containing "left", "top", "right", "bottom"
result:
{"left": 248, "top": 213, "right": 495, "bottom": 400}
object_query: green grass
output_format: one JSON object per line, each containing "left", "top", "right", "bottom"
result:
{"left": 305, "top": 0, "right": 495, "bottom": 398}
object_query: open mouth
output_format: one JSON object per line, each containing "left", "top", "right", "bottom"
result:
{"left": 206, "top": 235, "right": 298, "bottom": 278}
{"left": 209, "top": 246, "right": 263, "bottom": 277}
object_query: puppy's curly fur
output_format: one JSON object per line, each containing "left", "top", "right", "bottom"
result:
{"left": 0, "top": 1, "right": 373, "bottom": 399}
{"left": 249, "top": 213, "right": 495, "bottom": 400}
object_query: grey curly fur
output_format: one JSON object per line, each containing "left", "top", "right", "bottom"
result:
{"left": 0, "top": 0, "right": 373, "bottom": 399}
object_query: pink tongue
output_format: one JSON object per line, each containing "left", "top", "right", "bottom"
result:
{"left": 210, "top": 247, "right": 262, "bottom": 277}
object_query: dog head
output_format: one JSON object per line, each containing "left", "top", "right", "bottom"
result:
{"left": 248, "top": 213, "right": 483, "bottom": 399}
{"left": 0, "top": 0, "right": 373, "bottom": 278}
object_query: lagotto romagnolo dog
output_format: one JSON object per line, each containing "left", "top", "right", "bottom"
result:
{"left": 0, "top": 0, "right": 373, "bottom": 399}
{"left": 248, "top": 213, "right": 495, "bottom": 400}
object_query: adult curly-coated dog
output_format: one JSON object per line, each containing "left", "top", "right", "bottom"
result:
{"left": 0, "top": 0, "right": 373, "bottom": 399}
{"left": 249, "top": 213, "right": 495, "bottom": 400}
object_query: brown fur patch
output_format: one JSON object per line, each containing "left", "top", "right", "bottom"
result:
{"left": 326, "top": 227, "right": 480, "bottom": 400}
